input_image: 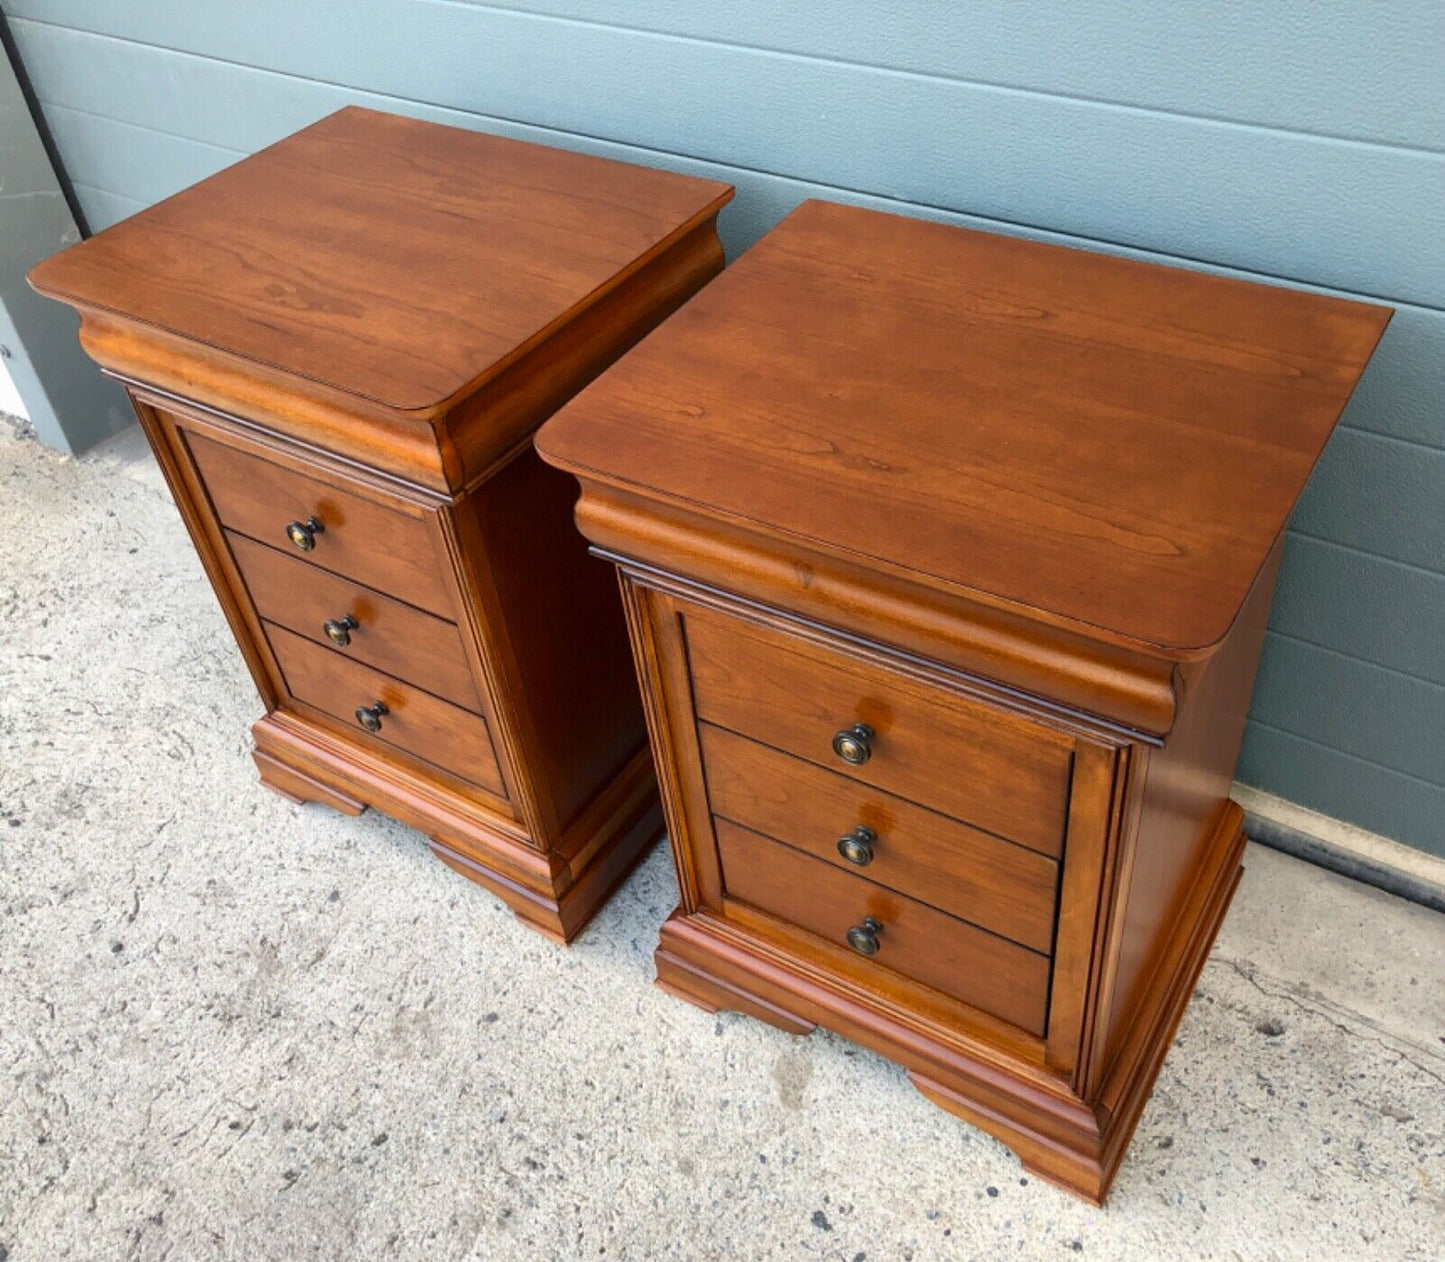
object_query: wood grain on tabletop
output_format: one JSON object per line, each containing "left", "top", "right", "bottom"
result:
{"left": 28, "top": 106, "right": 733, "bottom": 412}
{"left": 536, "top": 199, "right": 1390, "bottom": 653}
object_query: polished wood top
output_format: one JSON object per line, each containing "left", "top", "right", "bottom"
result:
{"left": 29, "top": 107, "right": 732, "bottom": 413}
{"left": 537, "top": 200, "right": 1389, "bottom": 654}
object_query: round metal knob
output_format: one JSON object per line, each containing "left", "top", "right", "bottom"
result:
{"left": 354, "top": 701, "right": 388, "bottom": 733}
{"left": 846, "top": 916, "right": 884, "bottom": 957}
{"left": 285, "top": 516, "right": 325, "bottom": 551}
{"left": 836, "top": 826, "right": 877, "bottom": 867}
{"left": 832, "top": 723, "right": 874, "bottom": 766}
{"left": 323, "top": 614, "right": 359, "bottom": 647}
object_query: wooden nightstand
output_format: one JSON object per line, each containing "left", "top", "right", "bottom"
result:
{"left": 536, "top": 200, "right": 1389, "bottom": 1199}
{"left": 30, "top": 107, "right": 733, "bottom": 943}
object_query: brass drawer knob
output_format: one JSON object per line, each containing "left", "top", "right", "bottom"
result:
{"left": 324, "top": 614, "right": 359, "bottom": 647}
{"left": 285, "top": 516, "right": 325, "bottom": 551}
{"left": 832, "top": 723, "right": 874, "bottom": 766}
{"left": 846, "top": 916, "right": 884, "bottom": 957}
{"left": 836, "top": 826, "right": 877, "bottom": 866}
{"left": 355, "top": 701, "right": 388, "bottom": 733}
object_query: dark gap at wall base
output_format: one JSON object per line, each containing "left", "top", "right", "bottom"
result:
{"left": 1244, "top": 813, "right": 1445, "bottom": 913}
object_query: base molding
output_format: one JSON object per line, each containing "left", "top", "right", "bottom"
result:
{"left": 656, "top": 944, "right": 817, "bottom": 1036}
{"left": 652, "top": 805, "right": 1247, "bottom": 1203}
{"left": 253, "top": 711, "right": 663, "bottom": 943}
{"left": 655, "top": 908, "right": 1103, "bottom": 1194}
{"left": 907, "top": 1071, "right": 1108, "bottom": 1205}
{"left": 254, "top": 748, "right": 366, "bottom": 815}
{"left": 433, "top": 790, "right": 664, "bottom": 943}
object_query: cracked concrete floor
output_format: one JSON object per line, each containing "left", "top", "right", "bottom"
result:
{"left": 2, "top": 420, "right": 1443, "bottom": 1261}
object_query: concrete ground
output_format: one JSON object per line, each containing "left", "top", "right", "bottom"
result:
{"left": 2, "top": 419, "right": 1442, "bottom": 1262}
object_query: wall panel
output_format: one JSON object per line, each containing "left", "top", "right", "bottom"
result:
{"left": 6, "top": 1, "right": 1440, "bottom": 853}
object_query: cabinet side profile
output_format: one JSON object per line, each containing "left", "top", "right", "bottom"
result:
{"left": 30, "top": 107, "right": 735, "bottom": 941}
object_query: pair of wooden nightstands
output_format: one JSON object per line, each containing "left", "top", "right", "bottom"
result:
{"left": 34, "top": 107, "right": 1388, "bottom": 1202}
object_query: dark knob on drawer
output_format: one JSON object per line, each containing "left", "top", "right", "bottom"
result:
{"left": 354, "top": 701, "right": 388, "bottom": 733}
{"left": 836, "top": 826, "right": 877, "bottom": 867}
{"left": 832, "top": 723, "right": 874, "bottom": 766}
{"left": 846, "top": 916, "right": 884, "bottom": 957}
{"left": 285, "top": 516, "right": 325, "bottom": 551}
{"left": 323, "top": 614, "right": 359, "bottom": 647}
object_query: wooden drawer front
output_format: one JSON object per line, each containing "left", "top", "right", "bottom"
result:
{"left": 266, "top": 623, "right": 503, "bottom": 796}
{"left": 686, "top": 614, "right": 1073, "bottom": 856}
{"left": 229, "top": 533, "right": 483, "bottom": 713}
{"left": 186, "top": 428, "right": 453, "bottom": 616}
{"left": 700, "top": 724, "right": 1058, "bottom": 953}
{"left": 717, "top": 820, "right": 1050, "bottom": 1035}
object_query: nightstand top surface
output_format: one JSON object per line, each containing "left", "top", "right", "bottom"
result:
{"left": 29, "top": 107, "right": 732, "bottom": 413}
{"left": 538, "top": 200, "right": 1389, "bottom": 654}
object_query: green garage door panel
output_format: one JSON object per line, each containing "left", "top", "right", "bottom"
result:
{"left": 1250, "top": 637, "right": 1445, "bottom": 792}
{"left": 5, "top": 2, "right": 1441, "bottom": 857}
{"left": 1293, "top": 433, "right": 1445, "bottom": 572}
{"left": 1239, "top": 725, "right": 1444, "bottom": 861}
{"left": 439, "top": 1, "right": 1445, "bottom": 151}
{"left": 12, "top": 19, "right": 1445, "bottom": 450}
{"left": 13, "top": 0, "right": 1445, "bottom": 147}
{"left": 1271, "top": 536, "right": 1445, "bottom": 689}
{"left": 6, "top": 4, "right": 1445, "bottom": 306}
{"left": 42, "top": 108, "right": 237, "bottom": 206}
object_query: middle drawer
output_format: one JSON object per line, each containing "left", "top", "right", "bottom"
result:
{"left": 700, "top": 724, "right": 1058, "bottom": 953}
{"left": 229, "top": 532, "right": 483, "bottom": 713}
{"left": 718, "top": 819, "right": 1051, "bottom": 1036}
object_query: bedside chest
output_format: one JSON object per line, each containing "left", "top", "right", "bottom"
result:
{"left": 536, "top": 200, "right": 1389, "bottom": 1199}
{"left": 30, "top": 107, "right": 733, "bottom": 942}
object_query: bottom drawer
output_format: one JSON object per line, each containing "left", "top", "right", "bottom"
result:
{"left": 266, "top": 623, "right": 504, "bottom": 797}
{"left": 717, "top": 819, "right": 1050, "bottom": 1035}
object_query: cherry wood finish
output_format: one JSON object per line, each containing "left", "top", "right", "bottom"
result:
{"left": 543, "top": 199, "right": 1390, "bottom": 658}
{"left": 718, "top": 819, "right": 1052, "bottom": 1035}
{"left": 537, "top": 202, "right": 1388, "bottom": 1198}
{"left": 699, "top": 724, "right": 1059, "bottom": 952}
{"left": 227, "top": 532, "right": 482, "bottom": 712}
{"left": 187, "top": 428, "right": 454, "bottom": 614}
{"left": 687, "top": 611, "right": 1073, "bottom": 856}
{"left": 29, "top": 106, "right": 731, "bottom": 415}
{"left": 32, "top": 106, "right": 732, "bottom": 941}
{"left": 265, "top": 624, "right": 504, "bottom": 795}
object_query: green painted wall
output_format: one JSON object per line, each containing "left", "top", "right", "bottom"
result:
{"left": 0, "top": 36, "right": 129, "bottom": 451}
{"left": 4, "top": 2, "right": 1441, "bottom": 854}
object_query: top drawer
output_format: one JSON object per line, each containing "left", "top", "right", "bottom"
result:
{"left": 185, "top": 428, "right": 454, "bottom": 616}
{"left": 685, "top": 611, "right": 1073, "bottom": 856}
